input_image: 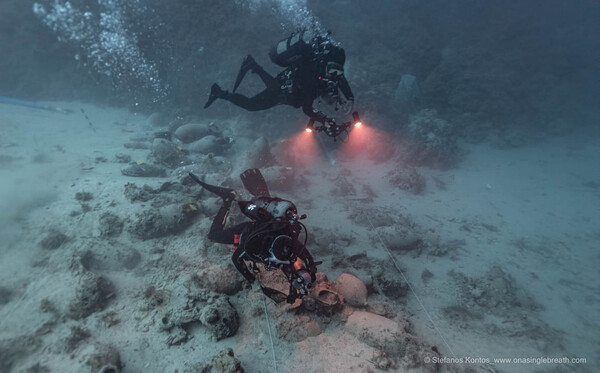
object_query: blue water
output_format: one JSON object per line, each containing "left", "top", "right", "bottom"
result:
{"left": 0, "top": 1, "right": 598, "bottom": 372}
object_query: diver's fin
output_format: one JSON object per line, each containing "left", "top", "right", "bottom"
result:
{"left": 233, "top": 55, "right": 255, "bottom": 93}
{"left": 189, "top": 172, "right": 236, "bottom": 201}
{"left": 240, "top": 168, "right": 270, "bottom": 197}
{"left": 204, "top": 83, "right": 223, "bottom": 109}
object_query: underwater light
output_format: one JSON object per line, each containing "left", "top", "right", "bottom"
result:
{"left": 305, "top": 118, "right": 315, "bottom": 133}
{"left": 352, "top": 112, "right": 362, "bottom": 127}
{"left": 303, "top": 111, "right": 362, "bottom": 141}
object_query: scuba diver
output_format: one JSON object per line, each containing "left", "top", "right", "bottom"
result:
{"left": 203, "top": 30, "right": 354, "bottom": 127}
{"left": 189, "top": 168, "right": 319, "bottom": 304}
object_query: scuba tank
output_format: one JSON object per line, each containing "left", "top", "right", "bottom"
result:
{"left": 269, "top": 30, "right": 346, "bottom": 70}
{"left": 238, "top": 197, "right": 298, "bottom": 222}
{"left": 269, "top": 29, "right": 315, "bottom": 67}
{"left": 254, "top": 197, "right": 297, "bottom": 219}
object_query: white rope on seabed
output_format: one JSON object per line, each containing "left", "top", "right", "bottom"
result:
{"left": 316, "top": 134, "right": 457, "bottom": 358}
{"left": 262, "top": 296, "right": 279, "bottom": 373}
{"left": 366, "top": 218, "right": 456, "bottom": 358}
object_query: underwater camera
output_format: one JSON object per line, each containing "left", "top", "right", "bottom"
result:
{"left": 305, "top": 112, "right": 362, "bottom": 142}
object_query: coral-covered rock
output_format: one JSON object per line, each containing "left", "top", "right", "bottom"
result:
{"left": 374, "top": 225, "right": 423, "bottom": 256}
{"left": 371, "top": 267, "right": 409, "bottom": 300}
{"left": 123, "top": 183, "right": 157, "bottom": 202}
{"left": 194, "top": 265, "right": 243, "bottom": 296}
{"left": 150, "top": 138, "right": 184, "bottom": 168}
{"left": 97, "top": 212, "right": 124, "bottom": 238}
{"left": 39, "top": 230, "right": 68, "bottom": 250}
{"left": 86, "top": 344, "right": 122, "bottom": 373}
{"left": 128, "top": 204, "right": 194, "bottom": 240}
{"left": 445, "top": 266, "right": 564, "bottom": 352}
{"left": 200, "top": 296, "right": 239, "bottom": 340}
{"left": 64, "top": 326, "right": 90, "bottom": 353}
{"left": 68, "top": 274, "right": 115, "bottom": 320}
{"left": 387, "top": 166, "right": 426, "bottom": 194}
{"left": 406, "top": 109, "right": 459, "bottom": 168}
{"left": 160, "top": 289, "right": 239, "bottom": 343}
{"left": 211, "top": 348, "right": 244, "bottom": 373}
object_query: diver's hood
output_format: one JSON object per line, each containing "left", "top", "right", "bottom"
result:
{"left": 325, "top": 61, "right": 344, "bottom": 78}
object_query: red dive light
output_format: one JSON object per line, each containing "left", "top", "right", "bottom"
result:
{"left": 352, "top": 111, "right": 362, "bottom": 127}
{"left": 303, "top": 111, "right": 362, "bottom": 141}
{"left": 306, "top": 118, "right": 315, "bottom": 133}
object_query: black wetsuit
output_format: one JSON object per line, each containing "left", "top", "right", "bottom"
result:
{"left": 207, "top": 199, "right": 316, "bottom": 285}
{"left": 221, "top": 61, "right": 354, "bottom": 124}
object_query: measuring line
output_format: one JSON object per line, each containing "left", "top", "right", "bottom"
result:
{"left": 262, "top": 296, "right": 279, "bottom": 373}
{"left": 316, "top": 138, "right": 457, "bottom": 358}
{"left": 365, "top": 218, "right": 456, "bottom": 357}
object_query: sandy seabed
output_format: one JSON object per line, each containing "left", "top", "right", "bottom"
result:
{"left": 0, "top": 102, "right": 598, "bottom": 373}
